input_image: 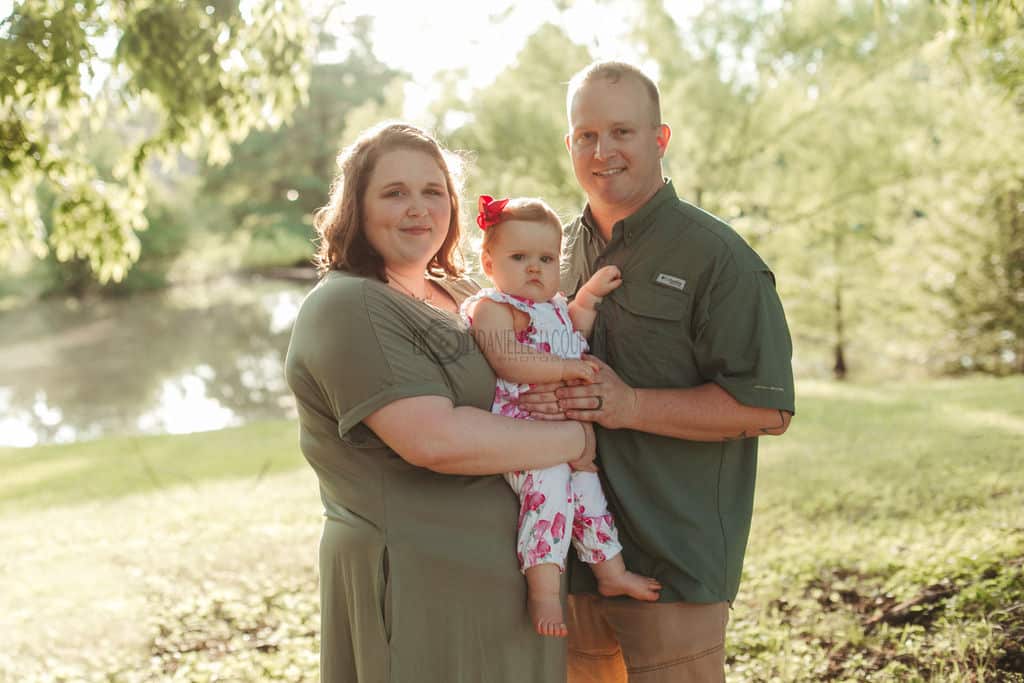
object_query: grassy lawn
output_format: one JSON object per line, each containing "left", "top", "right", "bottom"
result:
{"left": 0, "top": 421, "right": 306, "bottom": 515}
{"left": 735, "top": 377, "right": 1024, "bottom": 681}
{"left": 1, "top": 376, "right": 1021, "bottom": 681}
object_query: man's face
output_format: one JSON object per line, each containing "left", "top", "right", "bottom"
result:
{"left": 566, "top": 76, "right": 670, "bottom": 220}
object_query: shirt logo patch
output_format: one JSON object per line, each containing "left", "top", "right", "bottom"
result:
{"left": 654, "top": 273, "right": 687, "bottom": 291}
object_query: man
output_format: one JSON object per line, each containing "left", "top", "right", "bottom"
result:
{"left": 520, "top": 61, "right": 795, "bottom": 682}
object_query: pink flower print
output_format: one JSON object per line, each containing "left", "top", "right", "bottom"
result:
{"left": 538, "top": 341, "right": 551, "bottom": 353}
{"left": 554, "top": 305, "right": 567, "bottom": 326}
{"left": 516, "top": 323, "right": 537, "bottom": 344}
{"left": 551, "top": 513, "right": 566, "bottom": 542}
{"left": 572, "top": 520, "right": 585, "bottom": 543}
{"left": 596, "top": 530, "right": 611, "bottom": 544}
{"left": 524, "top": 490, "right": 546, "bottom": 513}
{"left": 601, "top": 514, "right": 614, "bottom": 527}
{"left": 518, "top": 475, "right": 540, "bottom": 528}
{"left": 534, "top": 519, "right": 551, "bottom": 540}
{"left": 522, "top": 473, "right": 535, "bottom": 494}
{"left": 499, "top": 402, "right": 522, "bottom": 418}
{"left": 528, "top": 539, "right": 552, "bottom": 565}
{"left": 494, "top": 385, "right": 514, "bottom": 403}
{"left": 591, "top": 549, "right": 606, "bottom": 563}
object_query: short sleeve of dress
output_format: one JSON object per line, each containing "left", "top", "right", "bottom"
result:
{"left": 287, "top": 275, "right": 455, "bottom": 438}
{"left": 693, "top": 269, "right": 795, "bottom": 413}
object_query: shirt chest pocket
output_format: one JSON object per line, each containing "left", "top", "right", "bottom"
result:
{"left": 599, "top": 282, "right": 695, "bottom": 387}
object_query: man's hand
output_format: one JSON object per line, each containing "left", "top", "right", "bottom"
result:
{"left": 556, "top": 355, "right": 639, "bottom": 430}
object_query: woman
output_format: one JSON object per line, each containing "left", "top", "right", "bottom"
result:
{"left": 285, "top": 122, "right": 594, "bottom": 682}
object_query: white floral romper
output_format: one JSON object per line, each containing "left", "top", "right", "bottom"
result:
{"left": 461, "top": 288, "right": 624, "bottom": 572}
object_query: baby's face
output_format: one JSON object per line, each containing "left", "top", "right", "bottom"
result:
{"left": 483, "top": 220, "right": 562, "bottom": 301}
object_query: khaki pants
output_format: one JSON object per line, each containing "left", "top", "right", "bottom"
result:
{"left": 566, "top": 594, "right": 729, "bottom": 683}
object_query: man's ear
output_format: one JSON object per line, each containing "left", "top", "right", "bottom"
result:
{"left": 564, "top": 132, "right": 572, "bottom": 153}
{"left": 481, "top": 249, "right": 493, "bottom": 276}
{"left": 655, "top": 124, "right": 671, "bottom": 158}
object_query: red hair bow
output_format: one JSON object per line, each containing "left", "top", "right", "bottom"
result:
{"left": 476, "top": 195, "right": 509, "bottom": 231}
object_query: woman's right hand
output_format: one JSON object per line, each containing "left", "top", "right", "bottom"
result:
{"left": 568, "top": 421, "right": 598, "bottom": 473}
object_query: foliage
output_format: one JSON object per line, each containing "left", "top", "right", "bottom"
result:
{"left": 939, "top": 179, "right": 1024, "bottom": 374}
{"left": 627, "top": 0, "right": 1024, "bottom": 377}
{"left": 197, "top": 19, "right": 406, "bottom": 272}
{"left": 0, "top": 0, "right": 311, "bottom": 282}
{"left": 939, "top": 0, "right": 1024, "bottom": 98}
{"left": 442, "top": 23, "right": 593, "bottom": 212}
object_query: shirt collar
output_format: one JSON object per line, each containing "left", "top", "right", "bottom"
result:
{"left": 580, "top": 205, "right": 601, "bottom": 242}
{"left": 620, "top": 179, "right": 677, "bottom": 245}
{"left": 580, "top": 179, "right": 677, "bottom": 247}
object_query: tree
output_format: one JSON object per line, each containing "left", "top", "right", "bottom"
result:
{"left": 196, "top": 17, "right": 406, "bottom": 270}
{"left": 443, "top": 23, "right": 592, "bottom": 214}
{"left": 939, "top": 0, "right": 1024, "bottom": 97}
{"left": 629, "top": 0, "right": 1024, "bottom": 377}
{"left": 1, "top": 0, "right": 312, "bottom": 282}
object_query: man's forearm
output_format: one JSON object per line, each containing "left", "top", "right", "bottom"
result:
{"left": 628, "top": 382, "right": 791, "bottom": 442}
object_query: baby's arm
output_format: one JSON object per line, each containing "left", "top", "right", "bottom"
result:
{"left": 568, "top": 265, "right": 622, "bottom": 338}
{"left": 469, "top": 298, "right": 596, "bottom": 384}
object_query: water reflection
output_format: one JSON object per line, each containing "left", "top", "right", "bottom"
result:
{"left": 0, "top": 276, "right": 311, "bottom": 447}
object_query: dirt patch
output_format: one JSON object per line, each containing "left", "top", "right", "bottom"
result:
{"left": 862, "top": 579, "right": 957, "bottom": 631}
{"left": 812, "top": 557, "right": 1024, "bottom": 681}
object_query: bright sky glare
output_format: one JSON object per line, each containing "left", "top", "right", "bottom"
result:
{"left": 1, "top": 0, "right": 706, "bottom": 117}
{"left": 316, "top": 0, "right": 705, "bottom": 118}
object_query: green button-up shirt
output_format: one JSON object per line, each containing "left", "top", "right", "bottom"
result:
{"left": 561, "top": 180, "right": 795, "bottom": 603}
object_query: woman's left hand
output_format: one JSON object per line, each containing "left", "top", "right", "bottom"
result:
{"left": 517, "top": 381, "right": 568, "bottom": 420}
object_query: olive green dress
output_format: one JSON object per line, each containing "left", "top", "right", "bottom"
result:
{"left": 285, "top": 270, "right": 565, "bottom": 683}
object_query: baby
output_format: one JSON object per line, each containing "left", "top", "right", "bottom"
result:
{"left": 461, "top": 195, "right": 660, "bottom": 638}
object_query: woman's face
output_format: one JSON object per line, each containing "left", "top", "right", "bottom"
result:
{"left": 362, "top": 147, "right": 451, "bottom": 272}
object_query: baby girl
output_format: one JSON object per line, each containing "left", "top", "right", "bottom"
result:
{"left": 461, "top": 195, "right": 660, "bottom": 638}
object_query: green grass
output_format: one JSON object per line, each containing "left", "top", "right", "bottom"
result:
{"left": 0, "top": 420, "right": 305, "bottom": 514}
{"left": 735, "top": 376, "right": 1024, "bottom": 681}
{"left": 1, "top": 376, "right": 1022, "bottom": 681}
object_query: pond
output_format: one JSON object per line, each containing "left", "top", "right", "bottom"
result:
{"left": 0, "top": 276, "right": 314, "bottom": 448}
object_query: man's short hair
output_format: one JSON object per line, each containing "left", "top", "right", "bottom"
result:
{"left": 566, "top": 61, "right": 662, "bottom": 126}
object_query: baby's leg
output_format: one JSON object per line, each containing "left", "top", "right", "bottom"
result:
{"left": 571, "top": 471, "right": 661, "bottom": 601}
{"left": 525, "top": 563, "right": 565, "bottom": 638}
{"left": 505, "top": 465, "right": 574, "bottom": 637}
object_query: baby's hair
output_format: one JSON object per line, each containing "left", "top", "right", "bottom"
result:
{"left": 481, "top": 197, "right": 563, "bottom": 252}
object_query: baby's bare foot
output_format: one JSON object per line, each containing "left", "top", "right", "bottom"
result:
{"left": 528, "top": 595, "right": 568, "bottom": 638}
{"left": 597, "top": 570, "right": 662, "bottom": 602}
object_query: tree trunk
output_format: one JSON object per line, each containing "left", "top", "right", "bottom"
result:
{"left": 831, "top": 278, "right": 847, "bottom": 385}
{"left": 833, "top": 241, "right": 848, "bottom": 380}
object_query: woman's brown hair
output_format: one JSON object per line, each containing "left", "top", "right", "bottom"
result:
{"left": 313, "top": 122, "right": 465, "bottom": 280}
